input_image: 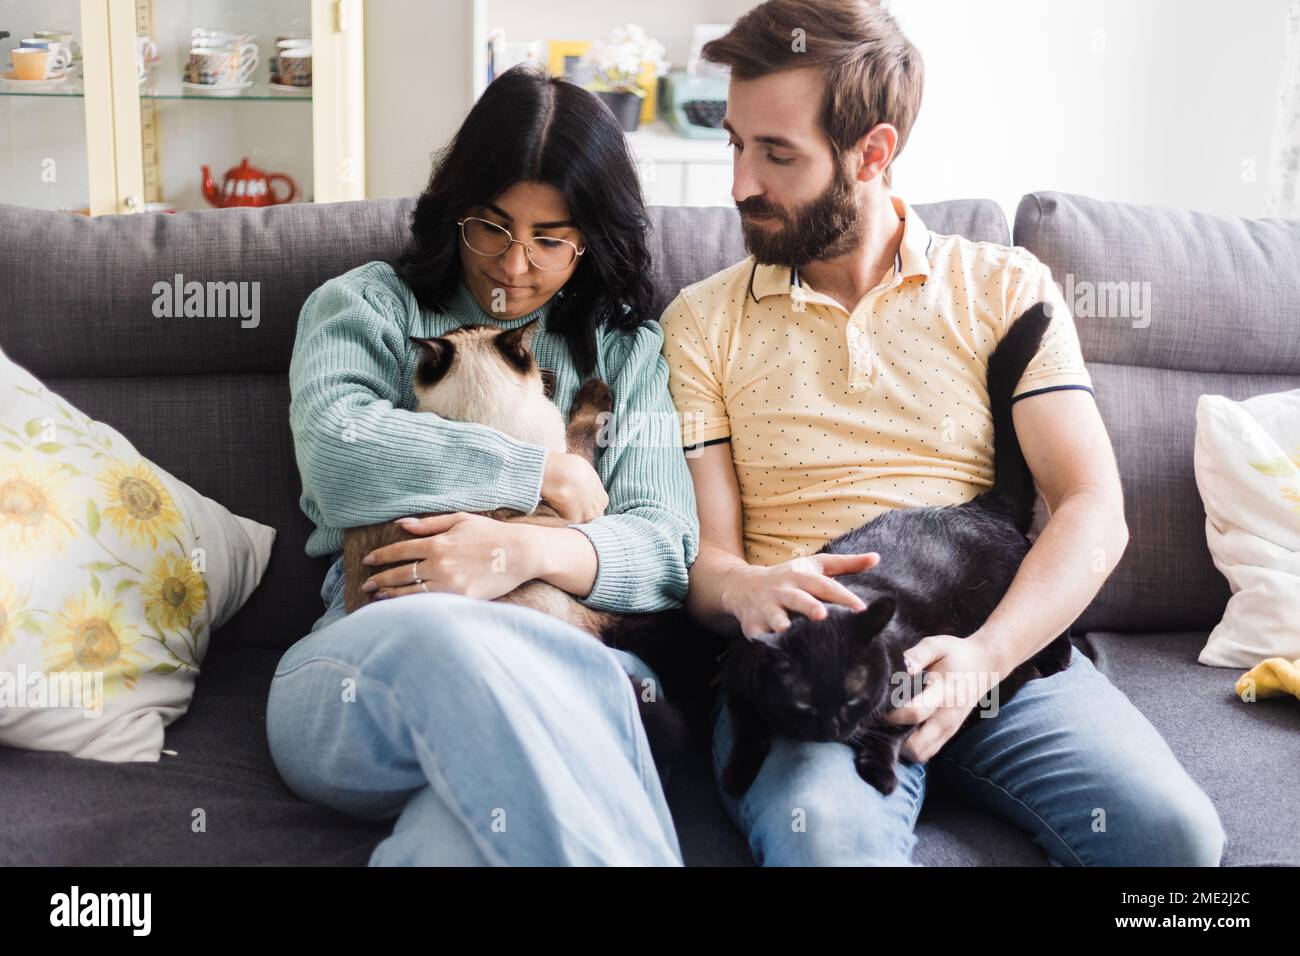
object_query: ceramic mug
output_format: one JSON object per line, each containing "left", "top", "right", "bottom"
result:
{"left": 186, "top": 43, "right": 258, "bottom": 86}
{"left": 10, "top": 48, "right": 51, "bottom": 81}
{"left": 271, "top": 38, "right": 310, "bottom": 79}
{"left": 276, "top": 48, "right": 312, "bottom": 87}
{"left": 33, "top": 29, "right": 80, "bottom": 61}
{"left": 137, "top": 35, "right": 158, "bottom": 79}
{"left": 191, "top": 28, "right": 254, "bottom": 51}
{"left": 18, "top": 38, "right": 71, "bottom": 74}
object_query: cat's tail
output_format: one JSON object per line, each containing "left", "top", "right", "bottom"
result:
{"left": 981, "top": 301, "right": 1053, "bottom": 534}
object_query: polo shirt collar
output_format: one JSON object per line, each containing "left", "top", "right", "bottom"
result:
{"left": 748, "top": 192, "right": 932, "bottom": 301}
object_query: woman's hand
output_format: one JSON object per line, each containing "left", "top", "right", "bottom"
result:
{"left": 720, "top": 552, "right": 882, "bottom": 640}
{"left": 360, "top": 512, "right": 542, "bottom": 601}
{"left": 540, "top": 451, "right": 608, "bottom": 524}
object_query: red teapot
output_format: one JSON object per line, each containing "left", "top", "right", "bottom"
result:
{"left": 201, "top": 157, "right": 298, "bottom": 208}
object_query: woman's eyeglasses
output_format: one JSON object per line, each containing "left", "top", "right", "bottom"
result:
{"left": 457, "top": 217, "right": 585, "bottom": 272}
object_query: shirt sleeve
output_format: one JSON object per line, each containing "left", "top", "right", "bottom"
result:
{"left": 288, "top": 267, "right": 549, "bottom": 530}
{"left": 658, "top": 291, "right": 732, "bottom": 447}
{"left": 564, "top": 320, "right": 701, "bottom": 613}
{"left": 1001, "top": 251, "right": 1095, "bottom": 402}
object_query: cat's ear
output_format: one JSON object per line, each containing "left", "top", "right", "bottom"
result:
{"left": 409, "top": 335, "right": 450, "bottom": 361}
{"left": 497, "top": 318, "right": 541, "bottom": 355}
{"left": 853, "top": 596, "right": 896, "bottom": 639}
{"left": 409, "top": 336, "right": 454, "bottom": 384}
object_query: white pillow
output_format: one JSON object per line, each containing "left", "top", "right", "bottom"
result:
{"left": 1193, "top": 389, "right": 1300, "bottom": 669}
{"left": 0, "top": 347, "right": 275, "bottom": 760}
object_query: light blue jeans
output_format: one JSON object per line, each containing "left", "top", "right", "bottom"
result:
{"left": 266, "top": 554, "right": 682, "bottom": 866}
{"left": 710, "top": 643, "right": 1227, "bottom": 866}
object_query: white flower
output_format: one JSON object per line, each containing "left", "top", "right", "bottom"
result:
{"left": 584, "top": 22, "right": 670, "bottom": 90}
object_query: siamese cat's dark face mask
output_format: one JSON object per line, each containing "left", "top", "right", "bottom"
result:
{"left": 408, "top": 319, "right": 544, "bottom": 410}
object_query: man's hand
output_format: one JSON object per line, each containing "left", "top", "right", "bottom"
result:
{"left": 883, "top": 635, "right": 1005, "bottom": 762}
{"left": 360, "top": 512, "right": 541, "bottom": 601}
{"left": 720, "top": 552, "right": 882, "bottom": 639}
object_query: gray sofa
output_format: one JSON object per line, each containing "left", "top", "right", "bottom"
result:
{"left": 0, "top": 191, "right": 1296, "bottom": 866}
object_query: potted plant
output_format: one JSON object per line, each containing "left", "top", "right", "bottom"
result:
{"left": 583, "top": 24, "right": 669, "bottom": 132}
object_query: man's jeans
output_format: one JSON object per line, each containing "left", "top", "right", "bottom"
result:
{"left": 710, "top": 644, "right": 1228, "bottom": 866}
{"left": 266, "top": 554, "right": 682, "bottom": 865}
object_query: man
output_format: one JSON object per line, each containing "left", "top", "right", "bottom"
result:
{"left": 659, "top": 0, "right": 1226, "bottom": 866}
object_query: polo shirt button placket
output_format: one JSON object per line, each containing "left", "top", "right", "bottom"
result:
{"left": 847, "top": 321, "right": 872, "bottom": 390}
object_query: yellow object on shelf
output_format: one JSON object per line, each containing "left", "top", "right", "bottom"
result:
{"left": 1236, "top": 656, "right": 1300, "bottom": 702}
{"left": 547, "top": 40, "right": 590, "bottom": 79}
{"left": 637, "top": 62, "right": 657, "bottom": 123}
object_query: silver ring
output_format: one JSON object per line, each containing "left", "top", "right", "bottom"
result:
{"left": 420, "top": 581, "right": 428, "bottom": 593}
{"left": 410, "top": 560, "right": 422, "bottom": 583}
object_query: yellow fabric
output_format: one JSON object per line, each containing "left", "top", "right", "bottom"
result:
{"left": 660, "top": 192, "right": 1094, "bottom": 567}
{"left": 1236, "top": 657, "right": 1300, "bottom": 702}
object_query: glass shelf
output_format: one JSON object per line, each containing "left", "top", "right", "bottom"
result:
{"left": 1, "top": 75, "right": 312, "bottom": 101}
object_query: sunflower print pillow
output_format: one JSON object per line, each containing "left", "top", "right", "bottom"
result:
{"left": 0, "top": 349, "right": 274, "bottom": 761}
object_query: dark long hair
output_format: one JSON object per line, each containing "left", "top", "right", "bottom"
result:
{"left": 390, "top": 64, "right": 655, "bottom": 376}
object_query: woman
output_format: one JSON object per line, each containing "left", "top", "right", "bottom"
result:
{"left": 266, "top": 64, "right": 699, "bottom": 866}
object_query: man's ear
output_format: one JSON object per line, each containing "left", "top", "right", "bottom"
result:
{"left": 853, "top": 122, "right": 899, "bottom": 183}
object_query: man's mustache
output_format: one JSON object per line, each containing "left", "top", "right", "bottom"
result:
{"left": 736, "top": 197, "right": 784, "bottom": 220}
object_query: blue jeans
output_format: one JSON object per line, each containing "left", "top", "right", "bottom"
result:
{"left": 266, "top": 554, "right": 682, "bottom": 866}
{"left": 711, "top": 644, "right": 1227, "bottom": 866}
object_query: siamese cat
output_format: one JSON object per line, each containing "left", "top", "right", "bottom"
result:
{"left": 341, "top": 319, "right": 688, "bottom": 765}
{"left": 719, "top": 302, "right": 1075, "bottom": 799}
{"left": 342, "top": 319, "right": 617, "bottom": 637}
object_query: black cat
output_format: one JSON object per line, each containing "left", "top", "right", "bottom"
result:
{"left": 720, "top": 302, "right": 1075, "bottom": 799}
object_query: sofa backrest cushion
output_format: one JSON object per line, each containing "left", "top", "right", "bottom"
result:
{"left": 0, "top": 198, "right": 1008, "bottom": 652}
{"left": 1015, "top": 191, "right": 1300, "bottom": 633}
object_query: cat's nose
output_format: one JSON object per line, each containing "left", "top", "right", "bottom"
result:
{"left": 822, "top": 716, "right": 841, "bottom": 738}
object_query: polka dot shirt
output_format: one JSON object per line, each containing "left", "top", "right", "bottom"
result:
{"left": 660, "top": 193, "right": 1094, "bottom": 567}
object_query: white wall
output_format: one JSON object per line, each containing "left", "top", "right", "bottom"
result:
{"left": 364, "top": 0, "right": 476, "bottom": 199}
{"left": 361, "top": 0, "right": 1293, "bottom": 220}
{"left": 889, "top": 0, "right": 1291, "bottom": 223}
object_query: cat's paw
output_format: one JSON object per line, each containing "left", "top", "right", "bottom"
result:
{"left": 573, "top": 377, "right": 613, "bottom": 415}
{"left": 855, "top": 752, "right": 900, "bottom": 795}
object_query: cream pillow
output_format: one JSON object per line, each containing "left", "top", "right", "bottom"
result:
{"left": 0, "top": 348, "right": 275, "bottom": 760}
{"left": 1193, "top": 389, "right": 1300, "bottom": 669}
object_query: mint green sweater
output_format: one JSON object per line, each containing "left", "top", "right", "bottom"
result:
{"left": 288, "top": 260, "right": 699, "bottom": 613}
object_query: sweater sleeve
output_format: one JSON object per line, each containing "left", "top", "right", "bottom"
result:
{"left": 565, "top": 321, "right": 701, "bottom": 614}
{"left": 288, "top": 266, "right": 549, "bottom": 530}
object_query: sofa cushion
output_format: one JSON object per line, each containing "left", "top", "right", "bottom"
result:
{"left": 1194, "top": 389, "right": 1300, "bottom": 669}
{"left": 1014, "top": 192, "right": 1300, "bottom": 633}
{"left": 0, "top": 645, "right": 390, "bottom": 864}
{"left": 0, "top": 197, "right": 1009, "bottom": 656}
{"left": 0, "top": 350, "right": 275, "bottom": 761}
{"left": 1081, "top": 630, "right": 1300, "bottom": 867}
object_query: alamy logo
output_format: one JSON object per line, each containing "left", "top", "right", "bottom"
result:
{"left": 151, "top": 273, "right": 261, "bottom": 328}
{"left": 49, "top": 885, "right": 151, "bottom": 935}
{"left": 1056, "top": 273, "right": 1152, "bottom": 328}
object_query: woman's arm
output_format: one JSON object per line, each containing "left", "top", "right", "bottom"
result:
{"left": 288, "top": 265, "right": 549, "bottom": 528}
{"left": 557, "top": 320, "right": 701, "bottom": 614}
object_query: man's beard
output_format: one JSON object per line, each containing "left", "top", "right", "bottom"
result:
{"left": 736, "top": 162, "right": 862, "bottom": 267}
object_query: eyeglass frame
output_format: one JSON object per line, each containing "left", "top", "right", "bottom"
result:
{"left": 456, "top": 216, "right": 586, "bottom": 272}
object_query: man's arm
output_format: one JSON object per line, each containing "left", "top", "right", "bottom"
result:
{"left": 967, "top": 388, "right": 1129, "bottom": 674}
{"left": 685, "top": 442, "right": 878, "bottom": 638}
{"left": 684, "top": 443, "right": 751, "bottom": 637}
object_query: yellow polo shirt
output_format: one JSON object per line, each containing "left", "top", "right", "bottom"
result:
{"left": 660, "top": 192, "right": 1094, "bottom": 567}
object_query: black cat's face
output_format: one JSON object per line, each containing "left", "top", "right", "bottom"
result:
{"left": 739, "top": 596, "right": 900, "bottom": 743}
